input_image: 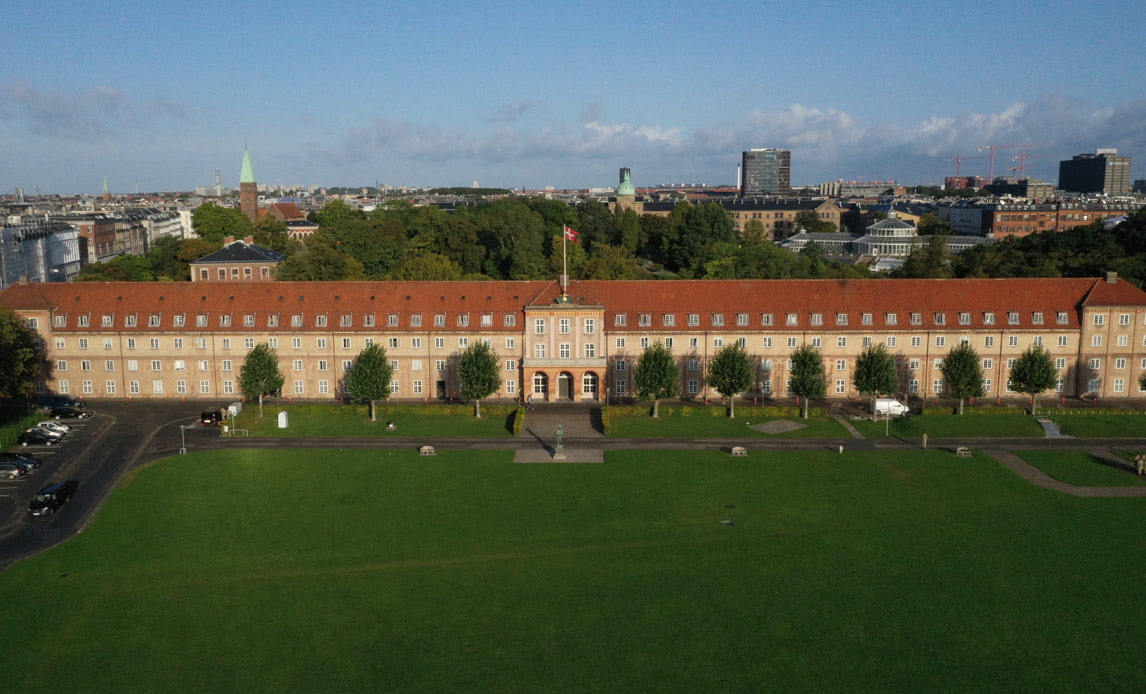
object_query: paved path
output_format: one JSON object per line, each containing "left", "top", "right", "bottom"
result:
{"left": 520, "top": 404, "right": 603, "bottom": 440}
{"left": 832, "top": 416, "right": 865, "bottom": 439}
{"left": 984, "top": 449, "right": 1146, "bottom": 498}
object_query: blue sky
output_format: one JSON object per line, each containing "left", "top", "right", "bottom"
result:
{"left": 4, "top": 0, "right": 1144, "bottom": 194}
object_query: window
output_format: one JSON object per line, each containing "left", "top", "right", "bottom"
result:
{"left": 689, "top": 337, "right": 698, "bottom": 349}
{"left": 667, "top": 337, "right": 677, "bottom": 349}
{"left": 199, "top": 380, "right": 210, "bottom": 394}
{"left": 129, "top": 380, "right": 140, "bottom": 395}
{"left": 295, "top": 381, "right": 305, "bottom": 395}
{"left": 664, "top": 314, "right": 677, "bottom": 327}
{"left": 268, "top": 338, "right": 278, "bottom": 349}
{"left": 1119, "top": 313, "right": 1131, "bottom": 327}
{"left": 638, "top": 314, "right": 651, "bottom": 327}
{"left": 910, "top": 313, "right": 922, "bottom": 325}
{"left": 1007, "top": 358, "right": 1016, "bottom": 369}
{"left": 614, "top": 314, "right": 627, "bottom": 327}
{"left": 863, "top": 337, "right": 873, "bottom": 348}
{"left": 55, "top": 338, "right": 65, "bottom": 350}
{"left": 1008, "top": 336, "right": 1019, "bottom": 347}
{"left": 434, "top": 314, "right": 446, "bottom": 327}
{"left": 79, "top": 315, "right": 90, "bottom": 328}
{"left": 761, "top": 313, "right": 773, "bottom": 327}
{"left": 615, "top": 359, "right": 626, "bottom": 372}
{"left": 79, "top": 338, "right": 89, "bottom": 350}
{"left": 103, "top": 338, "right": 113, "bottom": 350}
{"left": 479, "top": 313, "right": 492, "bottom": 328}
{"left": 584, "top": 344, "right": 596, "bottom": 358}
{"left": 435, "top": 338, "right": 445, "bottom": 349}
{"left": 713, "top": 337, "right": 724, "bottom": 348}
{"left": 910, "top": 336, "right": 920, "bottom": 348}
{"left": 908, "top": 379, "right": 919, "bottom": 394}
{"left": 1093, "top": 314, "right": 1105, "bottom": 326}
{"left": 763, "top": 337, "right": 772, "bottom": 348}
{"left": 559, "top": 343, "right": 571, "bottom": 359}
{"left": 57, "top": 360, "right": 67, "bottom": 372}
{"left": 736, "top": 313, "right": 749, "bottom": 327}
{"left": 616, "top": 337, "right": 626, "bottom": 349}
{"left": 535, "top": 319, "right": 546, "bottom": 335}
{"left": 389, "top": 380, "right": 399, "bottom": 395}
{"left": 1118, "top": 335, "right": 1129, "bottom": 347}
{"left": 173, "top": 360, "right": 185, "bottom": 372}
{"left": 862, "top": 313, "right": 873, "bottom": 326}
{"left": 458, "top": 338, "right": 468, "bottom": 348}
{"left": 688, "top": 359, "right": 699, "bottom": 372}
{"left": 316, "top": 380, "right": 327, "bottom": 395}
{"left": 1089, "top": 358, "right": 1101, "bottom": 370}
{"left": 503, "top": 360, "right": 516, "bottom": 372}
{"left": 58, "top": 380, "right": 69, "bottom": 394}
{"left": 1088, "top": 378, "right": 1100, "bottom": 393}
{"left": 1116, "top": 358, "right": 1127, "bottom": 370}
{"left": 221, "top": 338, "right": 231, "bottom": 350}
{"left": 101, "top": 315, "right": 113, "bottom": 328}
{"left": 933, "top": 380, "right": 944, "bottom": 394}
{"left": 935, "top": 336, "right": 946, "bottom": 347}
{"left": 152, "top": 380, "right": 163, "bottom": 395}
{"left": 786, "top": 313, "right": 798, "bottom": 326}
{"left": 436, "top": 360, "right": 446, "bottom": 372}
{"left": 909, "top": 359, "right": 920, "bottom": 370}
{"left": 151, "top": 360, "right": 161, "bottom": 371}
{"left": 983, "top": 378, "right": 992, "bottom": 391}
{"left": 1055, "top": 358, "right": 1066, "bottom": 369}
{"left": 54, "top": 315, "right": 65, "bottom": 327}
{"left": 810, "top": 313, "right": 823, "bottom": 326}
{"left": 149, "top": 338, "right": 160, "bottom": 350}
{"left": 615, "top": 380, "right": 626, "bottom": 395}
{"left": 837, "top": 337, "right": 847, "bottom": 348}
{"left": 457, "top": 314, "right": 469, "bottom": 327}
{"left": 958, "top": 312, "right": 971, "bottom": 326}
{"left": 1056, "top": 312, "right": 1068, "bottom": 325}
{"left": 736, "top": 337, "right": 745, "bottom": 348}
{"left": 388, "top": 337, "right": 399, "bottom": 349}
{"left": 711, "top": 313, "right": 724, "bottom": 327}
{"left": 688, "top": 379, "right": 699, "bottom": 394}
{"left": 885, "top": 313, "right": 898, "bottom": 326}
{"left": 787, "top": 337, "right": 797, "bottom": 348}
{"left": 983, "top": 358, "right": 994, "bottom": 369}
{"left": 811, "top": 337, "right": 822, "bottom": 348}
{"left": 267, "top": 314, "right": 279, "bottom": 328}
{"left": 1033, "top": 336, "right": 1043, "bottom": 346}
{"left": 405, "top": 314, "right": 417, "bottom": 327}
{"left": 291, "top": 314, "right": 302, "bottom": 328}
{"left": 534, "top": 344, "right": 546, "bottom": 358}
{"left": 584, "top": 318, "right": 596, "bottom": 334}
{"left": 836, "top": 359, "right": 846, "bottom": 371}
{"left": 1114, "top": 378, "right": 1126, "bottom": 393}
{"left": 835, "top": 380, "right": 846, "bottom": 394}
{"left": 1092, "top": 335, "right": 1102, "bottom": 347}
{"left": 559, "top": 318, "right": 570, "bottom": 334}
{"left": 504, "top": 314, "right": 516, "bottom": 327}
{"left": 933, "top": 312, "right": 946, "bottom": 326}
{"left": 128, "top": 360, "right": 139, "bottom": 371}
{"left": 291, "top": 360, "right": 303, "bottom": 371}
{"left": 887, "top": 336, "right": 897, "bottom": 348}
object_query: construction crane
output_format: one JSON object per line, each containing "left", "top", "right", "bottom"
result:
{"left": 1010, "top": 151, "right": 1047, "bottom": 180}
{"left": 978, "top": 144, "right": 1020, "bottom": 181}
{"left": 947, "top": 154, "right": 986, "bottom": 178}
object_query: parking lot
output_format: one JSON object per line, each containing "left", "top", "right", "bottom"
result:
{"left": 0, "top": 401, "right": 221, "bottom": 569}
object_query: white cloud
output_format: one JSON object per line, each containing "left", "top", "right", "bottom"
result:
{"left": 0, "top": 80, "right": 190, "bottom": 141}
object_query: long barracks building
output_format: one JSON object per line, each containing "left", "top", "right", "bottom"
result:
{"left": 3, "top": 276, "right": 1146, "bottom": 402}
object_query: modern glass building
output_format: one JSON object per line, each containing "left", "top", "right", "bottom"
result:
{"left": 740, "top": 148, "right": 790, "bottom": 197}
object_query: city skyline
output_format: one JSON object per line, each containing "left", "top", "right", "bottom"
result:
{"left": 3, "top": 0, "right": 1144, "bottom": 194}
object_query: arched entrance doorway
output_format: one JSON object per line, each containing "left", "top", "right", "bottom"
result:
{"left": 557, "top": 372, "right": 575, "bottom": 400}
{"left": 581, "top": 372, "right": 599, "bottom": 401}
{"left": 532, "top": 373, "right": 549, "bottom": 399}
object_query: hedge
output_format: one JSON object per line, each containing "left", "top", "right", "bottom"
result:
{"left": 512, "top": 406, "right": 526, "bottom": 436}
{"left": 602, "top": 404, "right": 826, "bottom": 433}
{"left": 921, "top": 406, "right": 1028, "bottom": 416}
{"left": 254, "top": 403, "right": 519, "bottom": 418}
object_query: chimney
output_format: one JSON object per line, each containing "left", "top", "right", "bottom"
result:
{"left": 224, "top": 236, "right": 235, "bottom": 245}
{"left": 244, "top": 236, "right": 254, "bottom": 245}
{"left": 1106, "top": 271, "right": 1118, "bottom": 284}
{"left": 18, "top": 275, "right": 29, "bottom": 285}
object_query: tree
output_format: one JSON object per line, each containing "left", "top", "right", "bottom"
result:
{"left": 633, "top": 342, "right": 679, "bottom": 417}
{"left": 1139, "top": 372, "right": 1146, "bottom": 395}
{"left": 74, "top": 255, "right": 155, "bottom": 282}
{"left": 253, "top": 215, "right": 297, "bottom": 255}
{"left": 853, "top": 344, "right": 899, "bottom": 420}
{"left": 239, "top": 343, "right": 284, "bottom": 417}
{"left": 392, "top": 253, "right": 464, "bottom": 281}
{"left": 344, "top": 343, "right": 393, "bottom": 421}
{"left": 940, "top": 343, "right": 985, "bottom": 414}
{"left": 788, "top": 345, "right": 827, "bottom": 419}
{"left": 0, "top": 308, "right": 49, "bottom": 400}
{"left": 191, "top": 202, "right": 253, "bottom": 244}
{"left": 457, "top": 342, "right": 501, "bottom": 418}
{"left": 274, "top": 229, "right": 366, "bottom": 281}
{"left": 1008, "top": 346, "right": 1057, "bottom": 414}
{"left": 795, "top": 209, "right": 836, "bottom": 234}
{"left": 580, "top": 245, "right": 643, "bottom": 280}
{"left": 706, "top": 342, "right": 753, "bottom": 418}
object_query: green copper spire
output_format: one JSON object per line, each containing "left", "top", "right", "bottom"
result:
{"left": 103, "top": 177, "right": 109, "bottom": 194}
{"left": 616, "top": 169, "right": 635, "bottom": 197}
{"left": 240, "top": 146, "right": 256, "bottom": 184}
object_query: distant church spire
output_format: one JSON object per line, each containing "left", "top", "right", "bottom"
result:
{"left": 239, "top": 144, "right": 258, "bottom": 223}
{"left": 102, "top": 177, "right": 111, "bottom": 200}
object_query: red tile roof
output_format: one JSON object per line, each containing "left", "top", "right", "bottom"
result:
{"left": 2, "top": 278, "right": 1143, "bottom": 333}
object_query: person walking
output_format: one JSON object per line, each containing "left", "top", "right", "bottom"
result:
{"left": 527, "top": 394, "right": 534, "bottom": 410}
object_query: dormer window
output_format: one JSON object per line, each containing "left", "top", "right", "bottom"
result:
{"left": 711, "top": 313, "right": 724, "bottom": 327}
{"left": 933, "top": 312, "right": 946, "bottom": 326}
{"left": 149, "top": 315, "right": 161, "bottom": 327}
{"left": 197, "top": 314, "right": 208, "bottom": 328}
{"left": 958, "top": 312, "right": 971, "bottom": 325}
{"left": 409, "top": 314, "right": 421, "bottom": 327}
{"left": 786, "top": 313, "right": 798, "bottom": 326}
{"left": 861, "top": 313, "right": 872, "bottom": 326}
{"left": 78, "top": 315, "right": 90, "bottom": 327}
{"left": 291, "top": 314, "right": 302, "bottom": 327}
{"left": 1032, "top": 312, "right": 1044, "bottom": 325}
{"left": 434, "top": 314, "right": 446, "bottom": 327}
{"left": 126, "top": 315, "right": 138, "bottom": 328}
{"left": 761, "top": 313, "right": 773, "bottom": 327}
{"left": 688, "top": 314, "right": 700, "bottom": 326}
{"left": 983, "top": 312, "right": 995, "bottom": 325}
{"left": 457, "top": 314, "right": 469, "bottom": 327}
{"left": 810, "top": 313, "right": 823, "bottom": 326}
{"left": 363, "top": 314, "right": 374, "bottom": 327}
{"left": 101, "top": 315, "right": 113, "bottom": 327}
{"left": 663, "top": 313, "right": 676, "bottom": 327}
{"left": 268, "top": 314, "right": 279, "bottom": 327}
{"left": 388, "top": 314, "right": 399, "bottom": 327}
{"left": 54, "top": 316, "right": 66, "bottom": 327}
{"left": 1056, "top": 312, "right": 1068, "bottom": 325}
{"left": 220, "top": 315, "right": 231, "bottom": 327}
{"left": 504, "top": 314, "right": 516, "bottom": 327}
{"left": 614, "top": 314, "right": 627, "bottom": 327}
{"left": 340, "top": 314, "right": 353, "bottom": 327}
{"left": 173, "top": 314, "right": 185, "bottom": 327}
{"left": 736, "top": 313, "right": 749, "bottom": 327}
{"left": 243, "top": 314, "right": 255, "bottom": 327}
{"left": 835, "top": 313, "right": 848, "bottom": 326}
{"left": 1008, "top": 312, "right": 1020, "bottom": 325}
{"left": 639, "top": 314, "right": 652, "bottom": 327}
{"left": 315, "top": 315, "right": 327, "bottom": 327}
{"left": 910, "top": 313, "right": 922, "bottom": 325}
{"left": 480, "top": 314, "right": 493, "bottom": 327}
{"left": 885, "top": 313, "right": 898, "bottom": 326}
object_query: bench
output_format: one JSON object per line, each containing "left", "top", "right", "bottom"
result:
{"left": 419, "top": 445, "right": 436, "bottom": 456}
{"left": 955, "top": 446, "right": 971, "bottom": 458}
{"left": 730, "top": 446, "right": 748, "bottom": 457}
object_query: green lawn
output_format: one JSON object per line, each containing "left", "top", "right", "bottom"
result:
{"left": 1051, "top": 413, "right": 1146, "bottom": 438}
{"left": 1015, "top": 449, "right": 1146, "bottom": 487}
{"left": 851, "top": 413, "right": 1046, "bottom": 439}
{"left": 234, "top": 403, "right": 516, "bottom": 437}
{"left": 2, "top": 448, "right": 1146, "bottom": 692}
{"left": 607, "top": 412, "right": 849, "bottom": 438}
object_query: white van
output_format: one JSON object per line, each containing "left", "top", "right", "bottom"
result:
{"left": 873, "top": 398, "right": 909, "bottom": 416}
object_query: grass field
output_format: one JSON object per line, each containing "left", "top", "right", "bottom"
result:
{"left": 850, "top": 413, "right": 1046, "bottom": 439}
{"left": 1051, "top": 413, "right": 1146, "bottom": 438}
{"left": 2, "top": 449, "right": 1145, "bottom": 692}
{"left": 606, "top": 412, "right": 849, "bottom": 438}
{"left": 1015, "top": 450, "right": 1146, "bottom": 487}
{"left": 234, "top": 403, "right": 516, "bottom": 437}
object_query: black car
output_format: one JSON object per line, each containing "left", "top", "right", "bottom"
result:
{"left": 0, "top": 452, "right": 41, "bottom": 467}
{"left": 28, "top": 481, "right": 79, "bottom": 517}
{"left": 37, "top": 395, "right": 84, "bottom": 410}
{"left": 201, "top": 408, "right": 227, "bottom": 426}
{"left": 50, "top": 406, "right": 92, "bottom": 420}
{"left": 17, "top": 429, "right": 56, "bottom": 447}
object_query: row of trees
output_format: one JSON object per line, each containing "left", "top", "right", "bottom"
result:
{"left": 238, "top": 341, "right": 503, "bottom": 420}
{"left": 630, "top": 340, "right": 1068, "bottom": 419}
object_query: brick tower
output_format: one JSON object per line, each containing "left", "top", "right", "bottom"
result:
{"left": 239, "top": 145, "right": 258, "bottom": 224}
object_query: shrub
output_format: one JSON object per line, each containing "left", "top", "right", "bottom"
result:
{"left": 512, "top": 406, "right": 526, "bottom": 436}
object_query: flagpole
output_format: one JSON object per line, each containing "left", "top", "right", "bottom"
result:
{"left": 562, "top": 226, "right": 567, "bottom": 296}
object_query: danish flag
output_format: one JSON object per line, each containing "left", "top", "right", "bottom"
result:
{"left": 563, "top": 225, "right": 579, "bottom": 241}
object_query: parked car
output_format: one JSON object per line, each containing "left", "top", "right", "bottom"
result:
{"left": 36, "top": 421, "right": 71, "bottom": 435}
{"left": 0, "top": 452, "right": 42, "bottom": 467}
{"left": 50, "top": 406, "right": 92, "bottom": 420}
{"left": 37, "top": 395, "right": 84, "bottom": 410}
{"left": 28, "top": 481, "right": 79, "bottom": 517}
{"left": 26, "top": 426, "right": 65, "bottom": 442}
{"left": 873, "top": 398, "right": 910, "bottom": 416}
{"left": 17, "top": 430, "right": 57, "bottom": 447}
{"left": 201, "top": 408, "right": 227, "bottom": 426}
{"left": 0, "top": 462, "right": 27, "bottom": 480}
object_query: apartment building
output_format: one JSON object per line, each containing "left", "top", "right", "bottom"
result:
{"left": 3, "top": 276, "right": 1146, "bottom": 403}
